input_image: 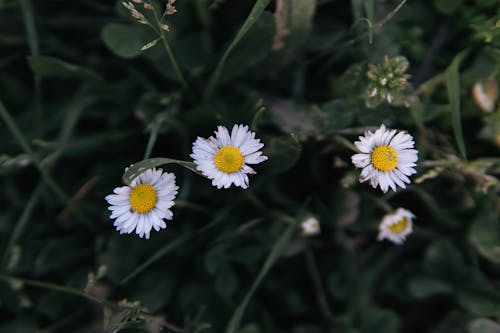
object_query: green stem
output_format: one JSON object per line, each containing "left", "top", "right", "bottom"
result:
{"left": 0, "top": 275, "right": 105, "bottom": 305}
{"left": 0, "top": 100, "right": 91, "bottom": 226}
{"left": 225, "top": 221, "right": 297, "bottom": 333}
{"left": 1, "top": 184, "right": 43, "bottom": 270}
{"left": 151, "top": 4, "right": 191, "bottom": 96}
{"left": 304, "top": 248, "right": 336, "bottom": 328}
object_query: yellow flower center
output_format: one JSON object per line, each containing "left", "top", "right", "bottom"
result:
{"left": 129, "top": 184, "right": 157, "bottom": 213}
{"left": 214, "top": 146, "right": 244, "bottom": 173}
{"left": 388, "top": 217, "right": 408, "bottom": 234}
{"left": 371, "top": 145, "right": 398, "bottom": 172}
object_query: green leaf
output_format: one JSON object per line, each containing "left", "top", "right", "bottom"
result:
{"left": 28, "top": 55, "right": 104, "bottom": 85}
{"left": 101, "top": 23, "right": 153, "bottom": 59}
{"left": 220, "top": 12, "right": 275, "bottom": 83}
{"left": 263, "top": 134, "right": 302, "bottom": 175}
{"left": 240, "top": 324, "right": 262, "bottom": 333}
{"left": 359, "top": 307, "right": 398, "bottom": 333}
{"left": 203, "top": 0, "right": 272, "bottom": 99}
{"left": 408, "top": 276, "right": 454, "bottom": 298}
{"left": 122, "top": 158, "right": 200, "bottom": 185}
{"left": 469, "top": 318, "right": 500, "bottom": 333}
{"left": 225, "top": 223, "right": 296, "bottom": 333}
{"left": 215, "top": 264, "right": 238, "bottom": 301}
{"left": 433, "top": 0, "right": 463, "bottom": 14}
{"left": 357, "top": 103, "right": 394, "bottom": 126}
{"left": 19, "top": 0, "right": 39, "bottom": 56}
{"left": 424, "top": 240, "right": 468, "bottom": 283}
{"left": 321, "top": 99, "right": 355, "bottom": 132}
{"left": 270, "top": 100, "right": 323, "bottom": 138}
{"left": 458, "top": 289, "right": 500, "bottom": 316}
{"left": 445, "top": 50, "right": 469, "bottom": 160}
{"left": 469, "top": 213, "right": 500, "bottom": 264}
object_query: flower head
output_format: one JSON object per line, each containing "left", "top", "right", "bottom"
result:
{"left": 351, "top": 124, "right": 418, "bottom": 193}
{"left": 105, "top": 168, "right": 178, "bottom": 239}
{"left": 378, "top": 208, "right": 415, "bottom": 244}
{"left": 301, "top": 216, "right": 321, "bottom": 236}
{"left": 365, "top": 55, "right": 413, "bottom": 108}
{"left": 190, "top": 124, "right": 268, "bottom": 189}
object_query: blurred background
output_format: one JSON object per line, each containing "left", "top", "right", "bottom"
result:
{"left": 0, "top": 0, "right": 499, "bottom": 332}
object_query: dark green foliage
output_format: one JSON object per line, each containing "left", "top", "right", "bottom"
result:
{"left": 0, "top": 0, "right": 499, "bottom": 332}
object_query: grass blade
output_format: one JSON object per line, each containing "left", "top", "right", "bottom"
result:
{"left": 225, "top": 222, "right": 296, "bottom": 333}
{"left": 120, "top": 234, "right": 190, "bottom": 284}
{"left": 19, "top": 0, "right": 42, "bottom": 133}
{"left": 203, "top": 0, "right": 272, "bottom": 100}
{"left": 445, "top": 50, "right": 469, "bottom": 160}
{"left": 1, "top": 184, "right": 43, "bottom": 270}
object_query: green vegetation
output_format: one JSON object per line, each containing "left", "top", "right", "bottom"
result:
{"left": 0, "top": 0, "right": 499, "bottom": 332}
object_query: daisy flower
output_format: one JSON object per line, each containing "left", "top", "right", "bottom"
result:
{"left": 190, "top": 124, "right": 268, "bottom": 189}
{"left": 105, "top": 168, "right": 178, "bottom": 239}
{"left": 377, "top": 208, "right": 415, "bottom": 244}
{"left": 351, "top": 124, "right": 418, "bottom": 193}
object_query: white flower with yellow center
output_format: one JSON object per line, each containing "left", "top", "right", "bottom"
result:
{"left": 377, "top": 208, "right": 415, "bottom": 244}
{"left": 105, "top": 168, "right": 178, "bottom": 239}
{"left": 190, "top": 124, "right": 268, "bottom": 189}
{"left": 351, "top": 124, "right": 418, "bottom": 193}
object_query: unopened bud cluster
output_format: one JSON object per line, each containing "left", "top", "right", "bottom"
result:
{"left": 365, "top": 55, "right": 414, "bottom": 108}
{"left": 166, "top": 0, "right": 177, "bottom": 15}
{"left": 122, "top": 1, "right": 148, "bottom": 24}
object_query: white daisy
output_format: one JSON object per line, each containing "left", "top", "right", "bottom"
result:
{"left": 377, "top": 208, "right": 415, "bottom": 244}
{"left": 351, "top": 124, "right": 418, "bottom": 193}
{"left": 105, "top": 168, "right": 178, "bottom": 239}
{"left": 190, "top": 124, "right": 268, "bottom": 189}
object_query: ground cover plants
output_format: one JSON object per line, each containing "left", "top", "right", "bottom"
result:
{"left": 0, "top": 0, "right": 499, "bottom": 332}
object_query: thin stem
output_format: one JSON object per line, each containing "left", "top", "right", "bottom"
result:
{"left": 0, "top": 275, "right": 186, "bottom": 333}
{"left": 0, "top": 274, "right": 105, "bottom": 305}
{"left": 151, "top": 4, "right": 191, "bottom": 95}
{"left": 0, "top": 100, "right": 92, "bottom": 226}
{"left": 1, "top": 184, "right": 43, "bottom": 270}
{"left": 334, "top": 135, "right": 358, "bottom": 152}
{"left": 304, "top": 248, "right": 336, "bottom": 328}
{"left": 373, "top": 0, "right": 407, "bottom": 29}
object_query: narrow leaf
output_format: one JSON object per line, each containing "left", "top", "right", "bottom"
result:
{"left": 28, "top": 56, "right": 105, "bottom": 85}
{"left": 445, "top": 50, "right": 469, "bottom": 160}
{"left": 225, "top": 223, "right": 296, "bottom": 333}
{"left": 120, "top": 234, "right": 189, "bottom": 284}
{"left": 204, "top": 0, "right": 272, "bottom": 100}
{"left": 122, "top": 158, "right": 200, "bottom": 185}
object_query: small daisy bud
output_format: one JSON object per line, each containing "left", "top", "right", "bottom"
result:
{"left": 141, "top": 39, "right": 159, "bottom": 51}
{"left": 165, "top": 0, "right": 177, "bottom": 15}
{"left": 143, "top": 2, "right": 153, "bottom": 10}
{"left": 301, "top": 217, "right": 321, "bottom": 236}
{"left": 378, "top": 208, "right": 415, "bottom": 244}
{"left": 122, "top": 1, "right": 134, "bottom": 10}
{"left": 472, "top": 79, "right": 498, "bottom": 112}
{"left": 161, "top": 24, "right": 170, "bottom": 32}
